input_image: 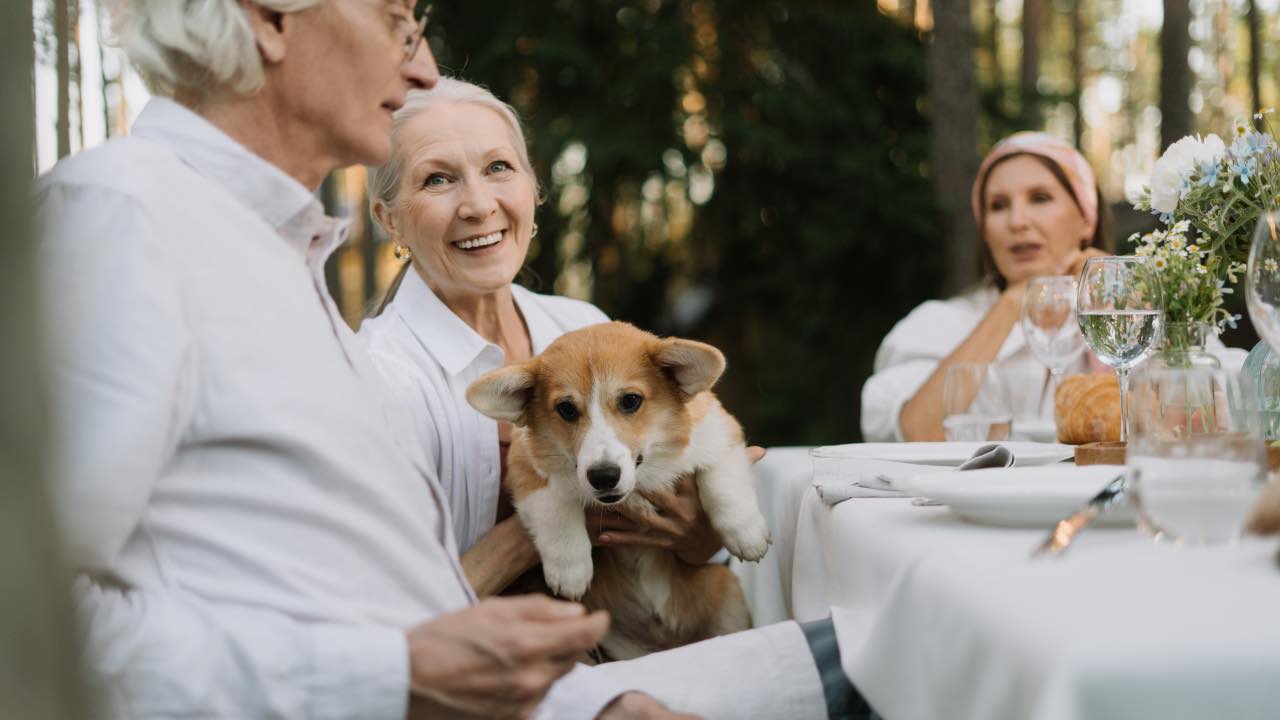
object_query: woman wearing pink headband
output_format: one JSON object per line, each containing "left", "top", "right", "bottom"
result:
{"left": 861, "top": 132, "right": 1111, "bottom": 442}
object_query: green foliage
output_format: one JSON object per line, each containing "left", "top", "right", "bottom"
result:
{"left": 427, "top": 0, "right": 938, "bottom": 444}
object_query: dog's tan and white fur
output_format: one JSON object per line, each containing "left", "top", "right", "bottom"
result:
{"left": 466, "top": 322, "right": 771, "bottom": 660}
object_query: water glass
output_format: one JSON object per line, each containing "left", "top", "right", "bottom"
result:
{"left": 1076, "top": 256, "right": 1165, "bottom": 441}
{"left": 1125, "top": 366, "right": 1266, "bottom": 545}
{"left": 942, "top": 363, "right": 1012, "bottom": 442}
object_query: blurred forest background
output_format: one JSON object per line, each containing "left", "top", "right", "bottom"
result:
{"left": 30, "top": 0, "right": 1280, "bottom": 445}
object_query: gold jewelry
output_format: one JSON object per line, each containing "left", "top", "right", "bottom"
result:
{"left": 393, "top": 243, "right": 412, "bottom": 262}
{"left": 531, "top": 223, "right": 539, "bottom": 239}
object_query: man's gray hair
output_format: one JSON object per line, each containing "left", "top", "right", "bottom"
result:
{"left": 371, "top": 77, "right": 542, "bottom": 209}
{"left": 106, "top": 0, "right": 323, "bottom": 98}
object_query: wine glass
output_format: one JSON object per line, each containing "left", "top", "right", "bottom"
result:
{"left": 942, "top": 363, "right": 1012, "bottom": 442}
{"left": 1076, "top": 256, "right": 1164, "bottom": 441}
{"left": 1244, "top": 211, "right": 1280, "bottom": 438}
{"left": 1021, "top": 275, "right": 1086, "bottom": 413}
{"left": 1246, "top": 211, "right": 1280, "bottom": 351}
{"left": 1126, "top": 366, "right": 1265, "bottom": 545}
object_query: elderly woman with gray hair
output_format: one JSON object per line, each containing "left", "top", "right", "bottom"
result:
{"left": 358, "top": 78, "right": 733, "bottom": 598}
{"left": 34, "top": 2, "right": 860, "bottom": 719}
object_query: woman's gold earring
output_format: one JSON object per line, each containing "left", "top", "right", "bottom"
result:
{"left": 393, "top": 243, "right": 412, "bottom": 262}
{"left": 531, "top": 223, "right": 539, "bottom": 239}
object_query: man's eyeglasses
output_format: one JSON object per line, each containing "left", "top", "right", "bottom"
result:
{"left": 399, "top": 4, "right": 431, "bottom": 61}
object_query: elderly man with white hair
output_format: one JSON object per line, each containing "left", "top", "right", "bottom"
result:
{"left": 35, "top": 2, "right": 866, "bottom": 719}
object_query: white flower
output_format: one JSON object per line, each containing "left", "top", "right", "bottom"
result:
{"left": 1150, "top": 134, "right": 1227, "bottom": 213}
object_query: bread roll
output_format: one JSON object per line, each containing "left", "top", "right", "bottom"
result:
{"left": 1246, "top": 480, "right": 1280, "bottom": 536}
{"left": 1053, "top": 374, "right": 1121, "bottom": 444}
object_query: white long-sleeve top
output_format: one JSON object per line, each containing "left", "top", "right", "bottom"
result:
{"left": 861, "top": 285, "right": 1247, "bottom": 442}
{"left": 358, "top": 271, "right": 608, "bottom": 552}
{"left": 35, "top": 97, "right": 622, "bottom": 720}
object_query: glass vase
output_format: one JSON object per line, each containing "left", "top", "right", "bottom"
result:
{"left": 1143, "top": 321, "right": 1221, "bottom": 373}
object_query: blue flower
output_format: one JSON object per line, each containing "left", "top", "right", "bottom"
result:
{"left": 1231, "top": 156, "right": 1257, "bottom": 185}
{"left": 1196, "top": 160, "right": 1220, "bottom": 187}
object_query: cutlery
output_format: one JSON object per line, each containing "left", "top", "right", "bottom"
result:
{"left": 1032, "top": 473, "right": 1127, "bottom": 557}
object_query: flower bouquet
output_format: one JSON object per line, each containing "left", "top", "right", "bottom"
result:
{"left": 1131, "top": 113, "right": 1280, "bottom": 352}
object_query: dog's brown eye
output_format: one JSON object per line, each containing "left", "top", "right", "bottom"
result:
{"left": 555, "top": 401, "right": 580, "bottom": 422}
{"left": 619, "top": 393, "right": 643, "bottom": 413}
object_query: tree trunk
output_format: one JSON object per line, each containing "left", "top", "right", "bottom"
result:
{"left": 1070, "top": 0, "right": 1085, "bottom": 147}
{"left": 72, "top": 0, "right": 84, "bottom": 150}
{"left": 99, "top": 0, "right": 112, "bottom": 139}
{"left": 55, "top": 0, "right": 70, "bottom": 158}
{"left": 0, "top": 0, "right": 88, "bottom": 717}
{"left": 988, "top": 0, "right": 1003, "bottom": 116}
{"left": 1020, "top": 0, "right": 1041, "bottom": 128}
{"left": 928, "top": 0, "right": 981, "bottom": 293}
{"left": 1159, "top": 0, "right": 1193, "bottom": 149}
{"left": 1247, "top": 0, "right": 1262, "bottom": 121}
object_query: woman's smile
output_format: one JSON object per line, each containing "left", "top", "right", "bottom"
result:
{"left": 451, "top": 229, "right": 506, "bottom": 253}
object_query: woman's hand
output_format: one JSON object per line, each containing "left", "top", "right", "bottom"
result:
{"left": 1001, "top": 247, "right": 1109, "bottom": 312}
{"left": 1055, "top": 246, "right": 1109, "bottom": 279}
{"left": 591, "top": 446, "right": 766, "bottom": 565}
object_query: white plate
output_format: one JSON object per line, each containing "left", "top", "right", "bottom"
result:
{"left": 897, "top": 465, "right": 1135, "bottom": 528}
{"left": 809, "top": 441, "right": 1074, "bottom": 467}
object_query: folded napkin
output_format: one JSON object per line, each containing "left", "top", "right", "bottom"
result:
{"left": 812, "top": 443, "right": 1014, "bottom": 507}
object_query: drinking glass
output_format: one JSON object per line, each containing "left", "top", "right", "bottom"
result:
{"left": 1021, "top": 275, "right": 1086, "bottom": 406}
{"left": 1246, "top": 211, "right": 1280, "bottom": 351}
{"left": 942, "top": 363, "right": 1012, "bottom": 442}
{"left": 1125, "top": 366, "right": 1265, "bottom": 545}
{"left": 1076, "top": 256, "right": 1164, "bottom": 441}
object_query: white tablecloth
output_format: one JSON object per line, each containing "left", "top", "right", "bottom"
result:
{"left": 733, "top": 446, "right": 1280, "bottom": 720}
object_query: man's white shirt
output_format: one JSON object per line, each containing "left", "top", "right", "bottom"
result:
{"left": 36, "top": 96, "right": 623, "bottom": 720}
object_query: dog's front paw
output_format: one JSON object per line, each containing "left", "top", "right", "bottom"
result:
{"left": 718, "top": 511, "right": 772, "bottom": 562}
{"left": 542, "top": 554, "right": 594, "bottom": 599}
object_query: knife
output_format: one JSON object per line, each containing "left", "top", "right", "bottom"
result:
{"left": 1032, "top": 473, "right": 1127, "bottom": 557}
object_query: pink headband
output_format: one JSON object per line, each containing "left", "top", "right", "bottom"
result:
{"left": 970, "top": 132, "right": 1098, "bottom": 238}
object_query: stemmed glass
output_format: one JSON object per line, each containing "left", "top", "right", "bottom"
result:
{"left": 1246, "top": 211, "right": 1280, "bottom": 351}
{"left": 1021, "top": 275, "right": 1086, "bottom": 412}
{"left": 1076, "top": 256, "right": 1165, "bottom": 441}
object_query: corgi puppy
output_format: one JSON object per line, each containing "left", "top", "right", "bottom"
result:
{"left": 466, "top": 322, "right": 772, "bottom": 660}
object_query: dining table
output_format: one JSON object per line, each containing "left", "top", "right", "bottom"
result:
{"left": 731, "top": 444, "right": 1280, "bottom": 720}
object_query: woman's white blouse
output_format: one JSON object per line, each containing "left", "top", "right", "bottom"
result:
{"left": 861, "top": 285, "right": 1246, "bottom": 443}
{"left": 861, "top": 286, "right": 1061, "bottom": 442}
{"left": 358, "top": 271, "right": 609, "bottom": 552}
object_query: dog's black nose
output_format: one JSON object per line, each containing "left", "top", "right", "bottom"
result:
{"left": 586, "top": 463, "right": 621, "bottom": 490}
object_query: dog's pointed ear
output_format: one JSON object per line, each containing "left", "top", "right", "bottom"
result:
{"left": 652, "top": 338, "right": 726, "bottom": 397}
{"left": 466, "top": 364, "right": 537, "bottom": 426}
